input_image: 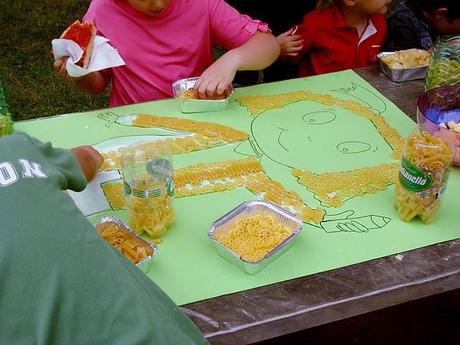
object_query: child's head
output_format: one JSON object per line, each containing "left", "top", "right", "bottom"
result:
{"left": 126, "top": 0, "right": 171, "bottom": 16}
{"left": 336, "top": 0, "right": 392, "bottom": 15}
{"left": 411, "top": 0, "right": 460, "bottom": 34}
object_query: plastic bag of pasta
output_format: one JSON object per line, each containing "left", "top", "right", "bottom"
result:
{"left": 395, "top": 130, "right": 454, "bottom": 224}
{"left": 0, "top": 114, "right": 13, "bottom": 137}
{"left": 0, "top": 82, "right": 13, "bottom": 137}
{"left": 425, "top": 35, "right": 460, "bottom": 90}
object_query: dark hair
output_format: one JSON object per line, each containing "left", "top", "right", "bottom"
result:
{"left": 410, "top": 0, "right": 460, "bottom": 21}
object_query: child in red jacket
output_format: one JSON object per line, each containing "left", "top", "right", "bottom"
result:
{"left": 278, "top": 0, "right": 391, "bottom": 76}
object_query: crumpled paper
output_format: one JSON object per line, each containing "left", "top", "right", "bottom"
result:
{"left": 52, "top": 35, "right": 125, "bottom": 77}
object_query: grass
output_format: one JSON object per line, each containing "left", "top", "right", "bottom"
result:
{"left": 0, "top": 0, "right": 107, "bottom": 121}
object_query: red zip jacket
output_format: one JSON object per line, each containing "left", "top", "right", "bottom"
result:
{"left": 299, "top": 5, "right": 386, "bottom": 76}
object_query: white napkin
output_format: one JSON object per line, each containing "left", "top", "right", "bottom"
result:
{"left": 52, "top": 35, "right": 125, "bottom": 77}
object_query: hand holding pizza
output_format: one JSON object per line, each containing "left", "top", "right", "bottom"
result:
{"left": 54, "top": 57, "right": 78, "bottom": 82}
{"left": 52, "top": 20, "right": 124, "bottom": 78}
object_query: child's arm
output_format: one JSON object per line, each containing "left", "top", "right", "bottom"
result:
{"left": 71, "top": 146, "right": 104, "bottom": 182}
{"left": 54, "top": 57, "right": 110, "bottom": 96}
{"left": 194, "top": 32, "right": 279, "bottom": 99}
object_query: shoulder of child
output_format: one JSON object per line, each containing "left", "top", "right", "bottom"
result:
{"left": 302, "top": 7, "right": 335, "bottom": 27}
{"left": 85, "top": 0, "right": 113, "bottom": 15}
{"left": 1, "top": 132, "right": 33, "bottom": 146}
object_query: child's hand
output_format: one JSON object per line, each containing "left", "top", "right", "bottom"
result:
{"left": 53, "top": 57, "right": 110, "bottom": 96}
{"left": 71, "top": 146, "right": 104, "bottom": 182}
{"left": 277, "top": 29, "right": 304, "bottom": 57}
{"left": 194, "top": 54, "right": 237, "bottom": 99}
{"left": 53, "top": 57, "right": 80, "bottom": 82}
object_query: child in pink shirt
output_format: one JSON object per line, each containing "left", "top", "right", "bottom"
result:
{"left": 54, "top": 0, "right": 280, "bottom": 107}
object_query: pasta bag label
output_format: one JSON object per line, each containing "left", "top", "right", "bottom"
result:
{"left": 123, "top": 180, "right": 162, "bottom": 199}
{"left": 147, "top": 157, "right": 174, "bottom": 197}
{"left": 399, "top": 157, "right": 433, "bottom": 192}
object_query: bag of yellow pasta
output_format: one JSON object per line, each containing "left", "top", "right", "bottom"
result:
{"left": 425, "top": 35, "right": 460, "bottom": 90}
{"left": 395, "top": 130, "right": 454, "bottom": 224}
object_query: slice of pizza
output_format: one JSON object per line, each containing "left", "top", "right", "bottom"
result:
{"left": 60, "top": 20, "right": 96, "bottom": 68}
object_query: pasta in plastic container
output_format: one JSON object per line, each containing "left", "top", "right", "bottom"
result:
{"left": 121, "top": 143, "right": 175, "bottom": 241}
{"left": 395, "top": 130, "right": 454, "bottom": 224}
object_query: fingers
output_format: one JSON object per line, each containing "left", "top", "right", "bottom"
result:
{"left": 194, "top": 78, "right": 228, "bottom": 99}
{"left": 288, "top": 34, "right": 302, "bottom": 41}
{"left": 54, "top": 57, "right": 70, "bottom": 80}
{"left": 194, "top": 74, "right": 229, "bottom": 100}
{"left": 285, "top": 45, "right": 303, "bottom": 55}
{"left": 71, "top": 146, "right": 104, "bottom": 182}
{"left": 205, "top": 79, "right": 220, "bottom": 98}
{"left": 277, "top": 29, "right": 293, "bottom": 39}
{"left": 53, "top": 57, "right": 77, "bottom": 82}
{"left": 194, "top": 76, "right": 211, "bottom": 99}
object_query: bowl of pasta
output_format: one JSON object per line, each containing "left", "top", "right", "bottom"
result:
{"left": 94, "top": 216, "right": 158, "bottom": 273}
{"left": 377, "top": 49, "right": 431, "bottom": 82}
{"left": 417, "top": 85, "right": 460, "bottom": 165}
{"left": 208, "top": 200, "right": 303, "bottom": 275}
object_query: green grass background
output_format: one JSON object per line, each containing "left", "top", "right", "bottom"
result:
{"left": 0, "top": 0, "right": 108, "bottom": 121}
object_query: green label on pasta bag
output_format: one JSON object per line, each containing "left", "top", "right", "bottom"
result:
{"left": 399, "top": 157, "right": 433, "bottom": 192}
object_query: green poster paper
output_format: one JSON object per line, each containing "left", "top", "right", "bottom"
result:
{"left": 16, "top": 70, "right": 460, "bottom": 305}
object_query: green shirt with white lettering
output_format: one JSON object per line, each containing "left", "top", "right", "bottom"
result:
{"left": 0, "top": 133, "right": 208, "bottom": 345}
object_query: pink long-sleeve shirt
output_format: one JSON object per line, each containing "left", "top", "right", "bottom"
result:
{"left": 84, "top": 0, "right": 269, "bottom": 107}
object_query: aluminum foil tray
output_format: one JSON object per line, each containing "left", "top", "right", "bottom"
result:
{"left": 172, "top": 77, "right": 233, "bottom": 113}
{"left": 208, "top": 200, "right": 304, "bottom": 275}
{"left": 378, "top": 52, "right": 428, "bottom": 82}
{"left": 94, "top": 216, "right": 158, "bottom": 273}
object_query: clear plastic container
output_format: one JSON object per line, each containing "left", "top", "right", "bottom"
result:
{"left": 121, "top": 142, "right": 175, "bottom": 240}
{"left": 417, "top": 85, "right": 460, "bottom": 165}
{"left": 395, "top": 130, "right": 454, "bottom": 224}
{"left": 425, "top": 35, "right": 460, "bottom": 90}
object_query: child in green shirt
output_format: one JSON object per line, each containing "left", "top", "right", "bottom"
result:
{"left": 0, "top": 133, "right": 208, "bottom": 345}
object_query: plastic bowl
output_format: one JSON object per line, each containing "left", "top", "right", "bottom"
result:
{"left": 417, "top": 85, "right": 460, "bottom": 136}
{"left": 417, "top": 85, "right": 460, "bottom": 165}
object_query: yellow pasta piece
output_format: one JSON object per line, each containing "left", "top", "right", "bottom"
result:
{"left": 214, "top": 213, "right": 293, "bottom": 262}
{"left": 100, "top": 157, "right": 325, "bottom": 225}
{"left": 95, "top": 222, "right": 153, "bottom": 264}
{"left": 101, "top": 182, "right": 125, "bottom": 210}
{"left": 292, "top": 163, "right": 399, "bottom": 207}
{"left": 132, "top": 114, "right": 248, "bottom": 143}
{"left": 125, "top": 179, "right": 175, "bottom": 238}
{"left": 178, "top": 89, "right": 196, "bottom": 100}
{"left": 100, "top": 115, "right": 248, "bottom": 172}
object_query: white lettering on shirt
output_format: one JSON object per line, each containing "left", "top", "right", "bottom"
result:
{"left": 19, "top": 159, "right": 47, "bottom": 178}
{"left": 0, "top": 162, "right": 19, "bottom": 187}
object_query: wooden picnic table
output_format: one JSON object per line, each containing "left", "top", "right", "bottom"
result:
{"left": 181, "top": 66, "right": 460, "bottom": 345}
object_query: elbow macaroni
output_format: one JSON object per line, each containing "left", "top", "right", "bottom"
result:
{"left": 95, "top": 222, "right": 154, "bottom": 264}
{"left": 395, "top": 131, "right": 453, "bottom": 223}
